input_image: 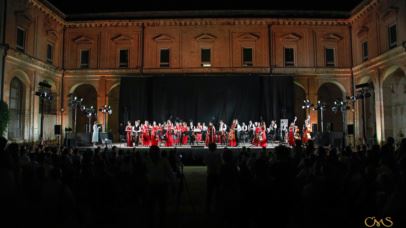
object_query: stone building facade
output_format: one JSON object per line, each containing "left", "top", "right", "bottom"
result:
{"left": 0, "top": 0, "right": 405, "bottom": 144}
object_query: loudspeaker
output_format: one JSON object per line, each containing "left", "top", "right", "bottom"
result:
{"left": 347, "top": 124, "right": 354, "bottom": 135}
{"left": 54, "top": 125, "right": 61, "bottom": 135}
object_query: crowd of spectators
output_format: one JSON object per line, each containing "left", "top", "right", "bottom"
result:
{"left": 0, "top": 136, "right": 405, "bottom": 228}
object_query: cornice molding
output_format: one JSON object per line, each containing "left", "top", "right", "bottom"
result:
{"left": 272, "top": 67, "right": 352, "bottom": 76}
{"left": 29, "top": 0, "right": 65, "bottom": 26}
{"left": 350, "top": 0, "right": 379, "bottom": 24}
{"left": 6, "top": 49, "right": 62, "bottom": 75}
{"left": 353, "top": 46, "right": 406, "bottom": 75}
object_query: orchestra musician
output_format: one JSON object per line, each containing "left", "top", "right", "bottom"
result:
{"left": 165, "top": 120, "right": 175, "bottom": 147}
{"left": 267, "top": 120, "right": 277, "bottom": 142}
{"left": 182, "top": 122, "right": 189, "bottom": 145}
{"left": 228, "top": 119, "right": 237, "bottom": 147}
{"left": 302, "top": 115, "right": 312, "bottom": 144}
{"left": 218, "top": 120, "right": 227, "bottom": 144}
{"left": 125, "top": 121, "right": 133, "bottom": 147}
{"left": 248, "top": 120, "right": 254, "bottom": 143}
{"left": 241, "top": 122, "right": 248, "bottom": 143}
{"left": 132, "top": 120, "right": 141, "bottom": 146}
{"left": 142, "top": 121, "right": 151, "bottom": 146}
{"left": 288, "top": 117, "right": 297, "bottom": 146}
{"left": 259, "top": 121, "right": 267, "bottom": 148}
{"left": 205, "top": 122, "right": 216, "bottom": 145}
{"left": 150, "top": 121, "right": 159, "bottom": 146}
{"left": 195, "top": 122, "right": 203, "bottom": 143}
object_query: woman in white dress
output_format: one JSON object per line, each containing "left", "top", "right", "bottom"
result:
{"left": 92, "top": 121, "right": 100, "bottom": 146}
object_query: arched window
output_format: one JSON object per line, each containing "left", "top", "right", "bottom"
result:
{"left": 8, "top": 77, "right": 25, "bottom": 140}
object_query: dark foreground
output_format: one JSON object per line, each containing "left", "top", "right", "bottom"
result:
{"left": 1, "top": 138, "right": 406, "bottom": 228}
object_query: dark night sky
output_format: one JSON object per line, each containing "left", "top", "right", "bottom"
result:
{"left": 46, "top": 0, "right": 365, "bottom": 15}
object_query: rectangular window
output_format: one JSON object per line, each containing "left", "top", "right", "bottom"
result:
{"left": 242, "top": 48, "right": 253, "bottom": 66}
{"left": 201, "top": 48, "right": 211, "bottom": 67}
{"left": 362, "top": 41, "right": 368, "bottom": 61}
{"left": 47, "top": 44, "right": 54, "bottom": 64}
{"left": 80, "top": 49, "right": 90, "bottom": 68}
{"left": 16, "top": 28, "right": 26, "bottom": 52}
{"left": 284, "top": 48, "right": 294, "bottom": 66}
{"left": 325, "top": 48, "right": 335, "bottom": 67}
{"left": 160, "top": 48, "right": 170, "bottom": 67}
{"left": 119, "top": 49, "right": 129, "bottom": 68}
{"left": 388, "top": 24, "right": 397, "bottom": 48}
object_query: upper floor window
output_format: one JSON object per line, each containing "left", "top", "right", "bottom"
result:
{"left": 284, "top": 48, "right": 294, "bottom": 67}
{"left": 160, "top": 48, "right": 170, "bottom": 67}
{"left": 16, "top": 27, "right": 26, "bottom": 52}
{"left": 119, "top": 49, "right": 129, "bottom": 68}
{"left": 201, "top": 48, "right": 211, "bottom": 67}
{"left": 325, "top": 48, "right": 335, "bottom": 67}
{"left": 362, "top": 41, "right": 368, "bottom": 62}
{"left": 388, "top": 24, "right": 397, "bottom": 48}
{"left": 46, "top": 44, "right": 54, "bottom": 64}
{"left": 80, "top": 49, "right": 90, "bottom": 68}
{"left": 242, "top": 48, "right": 253, "bottom": 67}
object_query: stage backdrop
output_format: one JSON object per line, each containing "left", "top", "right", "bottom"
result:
{"left": 119, "top": 75, "right": 294, "bottom": 125}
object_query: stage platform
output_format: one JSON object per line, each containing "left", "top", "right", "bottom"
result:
{"left": 78, "top": 142, "right": 286, "bottom": 165}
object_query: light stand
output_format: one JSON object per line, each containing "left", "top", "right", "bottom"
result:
{"left": 35, "top": 80, "right": 52, "bottom": 144}
{"left": 68, "top": 94, "right": 83, "bottom": 134}
{"left": 313, "top": 100, "right": 326, "bottom": 133}
{"left": 332, "top": 100, "right": 351, "bottom": 149}
{"left": 99, "top": 105, "right": 113, "bottom": 132}
{"left": 81, "top": 105, "right": 97, "bottom": 133}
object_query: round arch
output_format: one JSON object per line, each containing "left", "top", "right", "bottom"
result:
{"left": 317, "top": 82, "right": 344, "bottom": 132}
{"left": 382, "top": 67, "right": 406, "bottom": 141}
{"left": 317, "top": 80, "right": 346, "bottom": 96}
{"left": 382, "top": 65, "right": 406, "bottom": 84}
{"left": 70, "top": 84, "right": 98, "bottom": 134}
{"left": 69, "top": 82, "right": 98, "bottom": 94}
{"left": 107, "top": 82, "right": 120, "bottom": 94}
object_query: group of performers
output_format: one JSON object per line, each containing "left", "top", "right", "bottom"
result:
{"left": 123, "top": 116, "right": 313, "bottom": 148}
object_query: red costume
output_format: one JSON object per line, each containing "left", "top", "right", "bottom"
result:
{"left": 205, "top": 125, "right": 216, "bottom": 145}
{"left": 166, "top": 124, "right": 174, "bottom": 147}
{"left": 150, "top": 125, "right": 159, "bottom": 146}
{"left": 195, "top": 126, "right": 203, "bottom": 142}
{"left": 302, "top": 128, "right": 309, "bottom": 144}
{"left": 181, "top": 125, "right": 189, "bottom": 145}
{"left": 228, "top": 123, "right": 237, "bottom": 147}
{"left": 125, "top": 125, "right": 133, "bottom": 147}
{"left": 288, "top": 126, "right": 295, "bottom": 146}
{"left": 259, "top": 127, "right": 267, "bottom": 148}
{"left": 142, "top": 125, "right": 151, "bottom": 146}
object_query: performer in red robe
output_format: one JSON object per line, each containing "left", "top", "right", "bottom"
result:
{"left": 125, "top": 121, "right": 133, "bottom": 147}
{"left": 142, "top": 121, "right": 151, "bottom": 146}
{"left": 259, "top": 122, "right": 267, "bottom": 148}
{"left": 252, "top": 122, "right": 261, "bottom": 146}
{"left": 228, "top": 120, "right": 237, "bottom": 147}
{"left": 205, "top": 122, "right": 216, "bottom": 145}
{"left": 288, "top": 123, "right": 296, "bottom": 146}
{"left": 150, "top": 121, "right": 159, "bottom": 146}
{"left": 175, "top": 123, "right": 182, "bottom": 145}
{"left": 195, "top": 122, "right": 203, "bottom": 142}
{"left": 182, "top": 122, "right": 189, "bottom": 145}
{"left": 165, "top": 120, "right": 175, "bottom": 147}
